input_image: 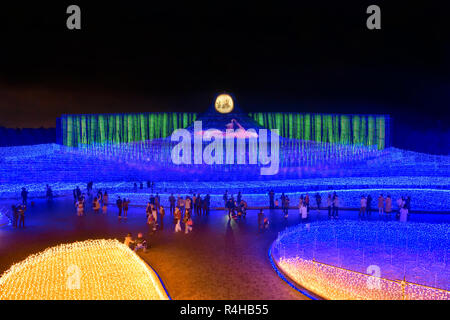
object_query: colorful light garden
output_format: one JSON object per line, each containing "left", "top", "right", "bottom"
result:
{"left": 0, "top": 96, "right": 449, "bottom": 301}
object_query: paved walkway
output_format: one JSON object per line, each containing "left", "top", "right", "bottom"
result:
{"left": 0, "top": 198, "right": 306, "bottom": 299}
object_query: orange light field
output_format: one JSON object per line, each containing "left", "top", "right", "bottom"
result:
{"left": 275, "top": 256, "right": 450, "bottom": 300}
{"left": 0, "top": 239, "right": 169, "bottom": 300}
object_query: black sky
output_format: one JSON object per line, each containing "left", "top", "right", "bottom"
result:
{"left": 0, "top": 1, "right": 449, "bottom": 128}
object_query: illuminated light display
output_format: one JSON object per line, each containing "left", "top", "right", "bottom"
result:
{"left": 214, "top": 94, "right": 234, "bottom": 114}
{"left": 0, "top": 239, "right": 170, "bottom": 300}
{"left": 60, "top": 113, "right": 198, "bottom": 147}
{"left": 0, "top": 143, "right": 449, "bottom": 201}
{"left": 67, "top": 135, "right": 383, "bottom": 170}
{"left": 59, "top": 112, "right": 390, "bottom": 149}
{"left": 275, "top": 257, "right": 450, "bottom": 300}
{"left": 271, "top": 221, "right": 450, "bottom": 300}
{"left": 249, "top": 112, "right": 390, "bottom": 149}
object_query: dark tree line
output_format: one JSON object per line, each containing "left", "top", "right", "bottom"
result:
{"left": 392, "top": 118, "right": 450, "bottom": 155}
{"left": 0, "top": 127, "right": 56, "bottom": 147}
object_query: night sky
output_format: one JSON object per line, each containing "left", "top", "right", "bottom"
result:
{"left": 0, "top": 2, "right": 449, "bottom": 129}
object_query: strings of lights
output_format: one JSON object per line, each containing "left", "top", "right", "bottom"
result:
{"left": 0, "top": 143, "right": 449, "bottom": 186}
{"left": 271, "top": 221, "right": 450, "bottom": 300}
{"left": 276, "top": 256, "right": 450, "bottom": 300}
{"left": 70, "top": 136, "right": 384, "bottom": 169}
{"left": 60, "top": 112, "right": 391, "bottom": 149}
{"left": 0, "top": 239, "right": 169, "bottom": 300}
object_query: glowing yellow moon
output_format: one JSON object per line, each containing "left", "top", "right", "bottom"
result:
{"left": 215, "top": 94, "right": 234, "bottom": 114}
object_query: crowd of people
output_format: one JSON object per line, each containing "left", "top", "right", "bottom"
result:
{"left": 223, "top": 191, "right": 248, "bottom": 220}
{"left": 268, "top": 190, "right": 411, "bottom": 222}
{"left": 73, "top": 185, "right": 110, "bottom": 216}
{"left": 66, "top": 187, "right": 414, "bottom": 236}
{"left": 142, "top": 193, "right": 212, "bottom": 234}
{"left": 269, "top": 190, "right": 338, "bottom": 220}
{"left": 124, "top": 191, "right": 271, "bottom": 250}
{"left": 11, "top": 182, "right": 413, "bottom": 237}
{"left": 121, "top": 193, "right": 212, "bottom": 251}
{"left": 359, "top": 194, "right": 411, "bottom": 222}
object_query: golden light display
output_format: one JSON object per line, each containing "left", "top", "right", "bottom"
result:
{"left": 214, "top": 94, "right": 234, "bottom": 114}
{"left": 0, "top": 239, "right": 169, "bottom": 300}
{"left": 274, "top": 256, "right": 450, "bottom": 300}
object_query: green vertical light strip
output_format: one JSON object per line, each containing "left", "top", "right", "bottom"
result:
{"left": 377, "top": 116, "right": 385, "bottom": 150}
{"left": 127, "top": 115, "right": 133, "bottom": 143}
{"left": 322, "top": 115, "right": 327, "bottom": 143}
{"left": 115, "top": 115, "right": 121, "bottom": 143}
{"left": 162, "top": 113, "right": 168, "bottom": 138}
{"left": 352, "top": 115, "right": 360, "bottom": 145}
{"left": 183, "top": 113, "right": 188, "bottom": 128}
{"left": 304, "top": 114, "right": 311, "bottom": 141}
{"left": 67, "top": 116, "right": 73, "bottom": 147}
{"left": 314, "top": 114, "right": 321, "bottom": 143}
{"left": 325, "top": 115, "right": 332, "bottom": 143}
{"left": 131, "top": 114, "right": 135, "bottom": 141}
{"left": 74, "top": 116, "right": 80, "bottom": 147}
{"left": 295, "top": 114, "right": 301, "bottom": 139}
{"left": 135, "top": 114, "right": 140, "bottom": 141}
{"left": 98, "top": 115, "right": 106, "bottom": 144}
{"left": 120, "top": 115, "right": 124, "bottom": 143}
{"left": 276, "top": 113, "right": 282, "bottom": 137}
{"left": 360, "top": 116, "right": 367, "bottom": 146}
{"left": 173, "top": 113, "right": 178, "bottom": 132}
{"left": 80, "top": 115, "right": 87, "bottom": 145}
{"left": 89, "top": 116, "right": 96, "bottom": 145}
{"left": 333, "top": 116, "right": 339, "bottom": 143}
{"left": 134, "top": 114, "right": 139, "bottom": 141}
{"left": 340, "top": 115, "right": 350, "bottom": 144}
{"left": 288, "top": 114, "right": 294, "bottom": 139}
{"left": 107, "top": 115, "right": 113, "bottom": 142}
{"left": 61, "top": 116, "right": 67, "bottom": 146}
{"left": 154, "top": 114, "right": 159, "bottom": 138}
{"left": 149, "top": 114, "right": 155, "bottom": 139}
{"left": 140, "top": 114, "right": 147, "bottom": 141}
{"left": 124, "top": 115, "right": 128, "bottom": 142}
{"left": 368, "top": 116, "right": 375, "bottom": 146}
{"left": 298, "top": 114, "right": 305, "bottom": 140}
{"left": 157, "top": 113, "right": 163, "bottom": 138}
{"left": 267, "top": 113, "right": 273, "bottom": 129}
{"left": 258, "top": 113, "right": 264, "bottom": 127}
